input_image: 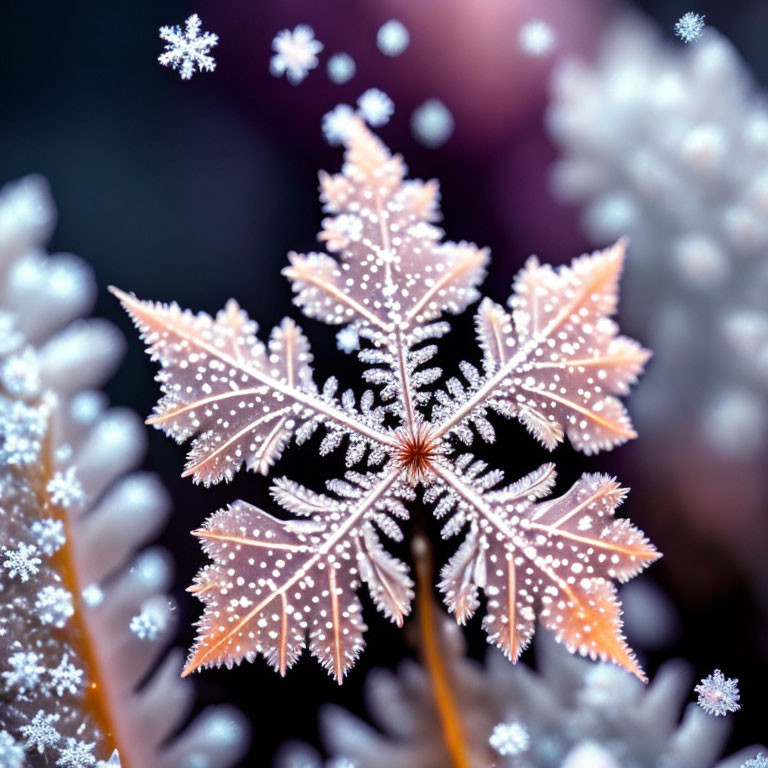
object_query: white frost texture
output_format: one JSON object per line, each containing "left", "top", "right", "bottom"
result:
{"left": 0, "top": 176, "right": 248, "bottom": 768}
{"left": 547, "top": 15, "right": 768, "bottom": 457}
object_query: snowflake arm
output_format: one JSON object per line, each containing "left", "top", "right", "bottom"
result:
{"left": 433, "top": 240, "right": 651, "bottom": 453}
{"left": 183, "top": 468, "right": 412, "bottom": 681}
{"left": 432, "top": 461, "right": 659, "bottom": 680}
{"left": 110, "top": 288, "right": 394, "bottom": 484}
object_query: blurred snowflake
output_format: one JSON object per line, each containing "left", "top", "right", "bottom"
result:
{"left": 518, "top": 20, "right": 556, "bottom": 57}
{"left": 411, "top": 99, "right": 454, "bottom": 148}
{"left": 327, "top": 53, "right": 355, "bottom": 84}
{"left": 377, "top": 20, "right": 410, "bottom": 57}
{"left": 270, "top": 25, "right": 323, "bottom": 85}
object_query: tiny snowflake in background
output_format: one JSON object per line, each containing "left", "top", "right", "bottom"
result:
{"left": 35, "top": 585, "right": 75, "bottom": 627}
{"left": 336, "top": 326, "right": 360, "bottom": 354}
{"left": 30, "top": 517, "right": 65, "bottom": 556}
{"left": 411, "top": 99, "right": 454, "bottom": 148}
{"left": 357, "top": 88, "right": 394, "bottom": 127}
{"left": 742, "top": 754, "right": 768, "bottom": 768}
{"left": 518, "top": 19, "right": 557, "bottom": 56}
{"left": 322, "top": 104, "right": 356, "bottom": 146}
{"left": 129, "top": 598, "right": 171, "bottom": 641}
{"left": 2, "top": 651, "right": 46, "bottom": 693}
{"left": 46, "top": 467, "right": 85, "bottom": 509}
{"left": 49, "top": 656, "right": 84, "bottom": 697}
{"left": 377, "top": 19, "right": 409, "bottom": 56}
{"left": 489, "top": 721, "right": 530, "bottom": 757}
{"left": 81, "top": 583, "right": 104, "bottom": 607}
{"left": 674, "top": 12, "right": 706, "bottom": 43}
{"left": 270, "top": 25, "right": 323, "bottom": 85}
{"left": 2, "top": 542, "right": 41, "bottom": 582}
{"left": 158, "top": 13, "right": 218, "bottom": 81}
{"left": 695, "top": 669, "right": 741, "bottom": 716}
{"left": 327, "top": 53, "right": 356, "bottom": 84}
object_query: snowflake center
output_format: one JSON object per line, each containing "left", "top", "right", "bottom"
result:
{"left": 393, "top": 423, "right": 442, "bottom": 485}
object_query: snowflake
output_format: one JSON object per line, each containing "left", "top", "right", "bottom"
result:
{"left": 518, "top": 19, "right": 557, "bottom": 57}
{"left": 30, "top": 517, "right": 66, "bottom": 556}
{"left": 270, "top": 25, "right": 323, "bottom": 85}
{"left": 674, "top": 12, "right": 706, "bottom": 43}
{"left": 0, "top": 400, "right": 46, "bottom": 465}
{"left": 357, "top": 89, "right": 394, "bottom": 127}
{"left": 1, "top": 346, "right": 40, "bottom": 397}
{"left": 35, "top": 585, "right": 75, "bottom": 627}
{"left": 327, "top": 53, "right": 355, "bottom": 84}
{"left": 81, "top": 583, "right": 104, "bottom": 607}
{"left": 322, "top": 104, "right": 357, "bottom": 146}
{"left": 114, "top": 120, "right": 657, "bottom": 683}
{"left": 336, "top": 326, "right": 360, "bottom": 354}
{"left": 377, "top": 19, "right": 410, "bottom": 57}
{"left": 129, "top": 599, "right": 169, "bottom": 640}
{"left": 2, "top": 650, "right": 45, "bottom": 693}
{"left": 2, "top": 542, "right": 41, "bottom": 582}
{"left": 19, "top": 710, "right": 60, "bottom": 753}
{"left": 489, "top": 721, "right": 530, "bottom": 756}
{"left": 411, "top": 99, "right": 454, "bottom": 148}
{"left": 694, "top": 669, "right": 741, "bottom": 716}
{"left": 0, "top": 731, "right": 25, "bottom": 768}
{"left": 743, "top": 755, "right": 768, "bottom": 768}
{"left": 46, "top": 466, "right": 85, "bottom": 509}
{"left": 57, "top": 737, "right": 96, "bottom": 768}
{"left": 158, "top": 13, "right": 218, "bottom": 81}
{"left": 49, "top": 655, "right": 84, "bottom": 696}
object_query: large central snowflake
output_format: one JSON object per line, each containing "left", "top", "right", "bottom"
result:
{"left": 113, "top": 120, "right": 659, "bottom": 684}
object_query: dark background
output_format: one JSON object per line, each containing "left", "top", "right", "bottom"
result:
{"left": 2, "top": 0, "right": 766, "bottom": 763}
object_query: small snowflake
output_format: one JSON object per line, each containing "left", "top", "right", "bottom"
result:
{"left": 57, "top": 737, "right": 96, "bottom": 768}
{"left": 129, "top": 600, "right": 169, "bottom": 641}
{"left": 322, "top": 104, "right": 356, "bottom": 146}
{"left": 20, "top": 710, "right": 60, "bottom": 753}
{"left": 270, "top": 25, "right": 323, "bottom": 85}
{"left": 0, "top": 400, "right": 46, "bottom": 465}
{"left": 695, "top": 669, "right": 740, "bottom": 716}
{"left": 158, "top": 13, "right": 218, "bottom": 81}
{"left": 411, "top": 99, "right": 454, "bottom": 148}
{"left": 0, "top": 730, "right": 25, "bottom": 768}
{"left": 35, "top": 585, "right": 75, "bottom": 627}
{"left": 357, "top": 89, "right": 394, "bottom": 127}
{"left": 327, "top": 53, "right": 356, "bottom": 84}
{"left": 489, "top": 721, "right": 530, "bottom": 757}
{"left": 742, "top": 755, "right": 768, "bottom": 768}
{"left": 675, "top": 12, "right": 706, "bottom": 44}
{"left": 2, "top": 542, "right": 41, "bottom": 582}
{"left": 81, "top": 583, "right": 104, "bottom": 607}
{"left": 46, "top": 467, "right": 85, "bottom": 509}
{"left": 2, "top": 650, "right": 46, "bottom": 693}
{"left": 1, "top": 347, "right": 40, "bottom": 397}
{"left": 336, "top": 326, "right": 360, "bottom": 354}
{"left": 30, "top": 518, "right": 66, "bottom": 556}
{"left": 49, "top": 655, "right": 84, "bottom": 696}
{"left": 518, "top": 19, "right": 557, "bottom": 56}
{"left": 377, "top": 19, "right": 410, "bottom": 56}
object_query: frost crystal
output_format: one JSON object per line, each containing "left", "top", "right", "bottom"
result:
{"left": 35, "top": 585, "right": 75, "bottom": 627}
{"left": 49, "top": 656, "right": 84, "bottom": 697}
{"left": 20, "top": 710, "right": 60, "bottom": 753}
{"left": 46, "top": 467, "right": 85, "bottom": 509}
{"left": 30, "top": 518, "right": 66, "bottom": 556}
{"left": 675, "top": 12, "right": 706, "bottom": 43}
{"left": 695, "top": 669, "right": 741, "bottom": 716}
{"left": 158, "top": 13, "right": 218, "bottom": 81}
{"left": 489, "top": 721, "right": 529, "bottom": 756}
{"left": 270, "top": 25, "right": 323, "bottom": 85}
{"left": 115, "top": 120, "right": 657, "bottom": 683}
{"left": 357, "top": 89, "right": 394, "bottom": 127}
{"left": 56, "top": 737, "right": 96, "bottom": 767}
{"left": 2, "top": 543, "right": 42, "bottom": 582}
{"left": 518, "top": 19, "right": 557, "bottom": 57}
{"left": 377, "top": 19, "right": 410, "bottom": 57}
{"left": 411, "top": 99, "right": 454, "bottom": 148}
{"left": 327, "top": 53, "right": 355, "bottom": 84}
{"left": 2, "top": 651, "right": 46, "bottom": 693}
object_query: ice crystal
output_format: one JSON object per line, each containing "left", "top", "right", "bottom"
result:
{"left": 2, "top": 543, "right": 42, "bottom": 582}
{"left": 0, "top": 175, "right": 248, "bottom": 768}
{"left": 270, "top": 25, "right": 323, "bottom": 85}
{"left": 35, "top": 586, "right": 75, "bottom": 628}
{"left": 158, "top": 13, "right": 218, "bottom": 81}
{"left": 114, "top": 120, "right": 657, "bottom": 683}
{"left": 327, "top": 54, "right": 355, "bottom": 85}
{"left": 20, "top": 711, "right": 60, "bottom": 753}
{"left": 46, "top": 468, "right": 85, "bottom": 509}
{"left": 377, "top": 20, "right": 410, "bottom": 57}
{"left": 128, "top": 598, "right": 170, "bottom": 641}
{"left": 675, "top": 12, "right": 706, "bottom": 43}
{"left": 357, "top": 88, "right": 394, "bottom": 127}
{"left": 518, "top": 20, "right": 557, "bottom": 57}
{"left": 489, "top": 721, "right": 529, "bottom": 756}
{"left": 743, "top": 755, "right": 768, "bottom": 768}
{"left": 695, "top": 669, "right": 741, "bottom": 716}
{"left": 336, "top": 326, "right": 360, "bottom": 354}
{"left": 411, "top": 99, "right": 454, "bottom": 149}
{"left": 56, "top": 737, "right": 95, "bottom": 768}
